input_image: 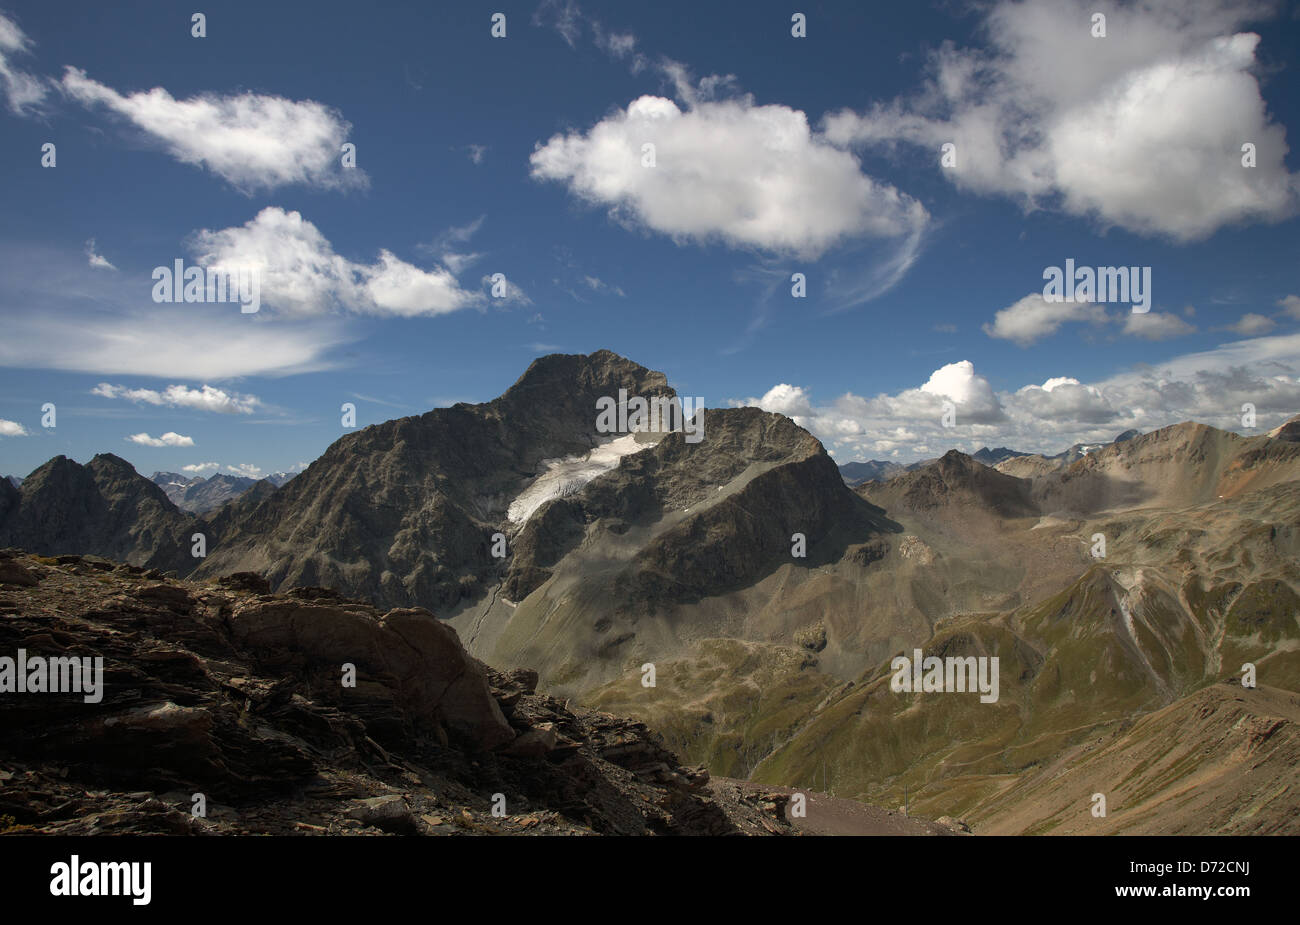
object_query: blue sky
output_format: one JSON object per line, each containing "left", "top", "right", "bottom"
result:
{"left": 2, "top": 0, "right": 1300, "bottom": 480}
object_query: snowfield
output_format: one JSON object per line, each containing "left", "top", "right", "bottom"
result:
{"left": 507, "top": 434, "right": 654, "bottom": 525}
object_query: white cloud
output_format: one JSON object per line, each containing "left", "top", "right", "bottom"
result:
{"left": 1014, "top": 377, "right": 1117, "bottom": 424}
{"left": 533, "top": 0, "right": 583, "bottom": 47}
{"left": 0, "top": 309, "right": 349, "bottom": 379}
{"left": 0, "top": 238, "right": 357, "bottom": 380}
{"left": 1123, "top": 311, "right": 1198, "bottom": 340}
{"left": 594, "top": 27, "right": 638, "bottom": 60}
{"left": 0, "top": 12, "right": 47, "bottom": 114}
{"left": 225, "top": 463, "right": 263, "bottom": 478}
{"left": 533, "top": 0, "right": 648, "bottom": 72}
{"left": 823, "top": 0, "right": 1298, "bottom": 240}
{"left": 983, "top": 292, "right": 1109, "bottom": 345}
{"left": 732, "top": 332, "right": 1300, "bottom": 461}
{"left": 60, "top": 68, "right": 365, "bottom": 193}
{"left": 1222, "top": 312, "right": 1276, "bottom": 336}
{"left": 182, "top": 462, "right": 219, "bottom": 474}
{"left": 1278, "top": 295, "right": 1300, "bottom": 320}
{"left": 531, "top": 93, "right": 929, "bottom": 260}
{"left": 0, "top": 419, "right": 29, "bottom": 437}
{"left": 740, "top": 383, "right": 815, "bottom": 421}
{"left": 191, "top": 208, "right": 481, "bottom": 317}
{"left": 583, "top": 275, "right": 625, "bottom": 297}
{"left": 481, "top": 273, "right": 532, "bottom": 305}
{"left": 85, "top": 238, "right": 116, "bottom": 271}
{"left": 128, "top": 432, "right": 195, "bottom": 447}
{"left": 920, "top": 361, "right": 1000, "bottom": 413}
{"left": 92, "top": 383, "right": 261, "bottom": 414}
{"left": 422, "top": 215, "right": 485, "bottom": 274}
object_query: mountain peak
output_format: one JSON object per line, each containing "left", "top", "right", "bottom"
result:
{"left": 497, "top": 350, "right": 671, "bottom": 410}
{"left": 1269, "top": 413, "right": 1300, "bottom": 442}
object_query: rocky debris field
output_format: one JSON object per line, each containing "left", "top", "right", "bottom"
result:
{"left": 0, "top": 549, "right": 792, "bottom": 836}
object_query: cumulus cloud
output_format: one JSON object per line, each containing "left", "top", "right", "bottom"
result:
{"left": 128, "top": 432, "right": 194, "bottom": 447}
{"left": 0, "top": 418, "right": 29, "bottom": 437}
{"left": 0, "top": 12, "right": 47, "bottom": 114}
{"left": 1123, "top": 311, "right": 1198, "bottom": 340}
{"left": 225, "top": 463, "right": 263, "bottom": 478}
{"left": 983, "top": 292, "right": 1109, "bottom": 345}
{"left": 530, "top": 92, "right": 929, "bottom": 260}
{"left": 60, "top": 68, "right": 365, "bottom": 193}
{"left": 92, "top": 383, "right": 261, "bottom": 414}
{"left": 1278, "top": 295, "right": 1300, "bottom": 320}
{"left": 182, "top": 462, "right": 219, "bottom": 474}
{"left": 823, "top": 0, "right": 1298, "bottom": 240}
{"left": 1014, "top": 376, "right": 1117, "bottom": 424}
{"left": 742, "top": 383, "right": 815, "bottom": 421}
{"left": 731, "top": 333, "right": 1300, "bottom": 461}
{"left": 190, "top": 208, "right": 481, "bottom": 317}
{"left": 1221, "top": 312, "right": 1276, "bottom": 336}
{"left": 735, "top": 361, "right": 1006, "bottom": 452}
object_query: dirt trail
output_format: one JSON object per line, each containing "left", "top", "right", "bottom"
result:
{"left": 711, "top": 778, "right": 967, "bottom": 836}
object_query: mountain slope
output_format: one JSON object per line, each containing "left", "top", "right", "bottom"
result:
{"left": 0, "top": 549, "right": 798, "bottom": 836}
{"left": 0, "top": 454, "right": 194, "bottom": 571}
{"left": 191, "top": 351, "right": 677, "bottom": 609}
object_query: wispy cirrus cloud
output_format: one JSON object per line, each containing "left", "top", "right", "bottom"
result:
{"left": 85, "top": 238, "right": 117, "bottom": 271}
{"left": 0, "top": 12, "right": 47, "bottom": 114}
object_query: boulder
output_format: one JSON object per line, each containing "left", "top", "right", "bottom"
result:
{"left": 348, "top": 795, "right": 418, "bottom": 834}
{"left": 0, "top": 558, "right": 38, "bottom": 587}
{"left": 226, "top": 600, "right": 514, "bottom": 750}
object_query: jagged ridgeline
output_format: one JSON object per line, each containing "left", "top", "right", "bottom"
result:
{"left": 3, "top": 351, "right": 1299, "bottom": 834}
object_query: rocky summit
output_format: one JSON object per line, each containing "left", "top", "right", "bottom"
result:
{"left": 0, "top": 549, "right": 801, "bottom": 836}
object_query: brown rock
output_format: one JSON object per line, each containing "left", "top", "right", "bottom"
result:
{"left": 226, "top": 599, "right": 515, "bottom": 750}
{"left": 0, "top": 558, "right": 38, "bottom": 587}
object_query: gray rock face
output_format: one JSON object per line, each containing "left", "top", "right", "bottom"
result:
{"left": 191, "top": 350, "right": 677, "bottom": 609}
{"left": 0, "top": 454, "right": 194, "bottom": 572}
{"left": 504, "top": 407, "right": 883, "bottom": 607}
{"left": 151, "top": 471, "right": 272, "bottom": 514}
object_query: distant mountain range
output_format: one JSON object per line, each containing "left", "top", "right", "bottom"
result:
{"left": 150, "top": 470, "right": 299, "bottom": 514}
{"left": 838, "top": 428, "right": 1142, "bottom": 485}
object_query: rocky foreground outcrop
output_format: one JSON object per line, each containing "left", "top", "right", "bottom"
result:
{"left": 0, "top": 549, "right": 790, "bottom": 836}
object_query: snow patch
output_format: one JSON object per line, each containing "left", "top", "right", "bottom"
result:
{"left": 507, "top": 434, "right": 654, "bottom": 525}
